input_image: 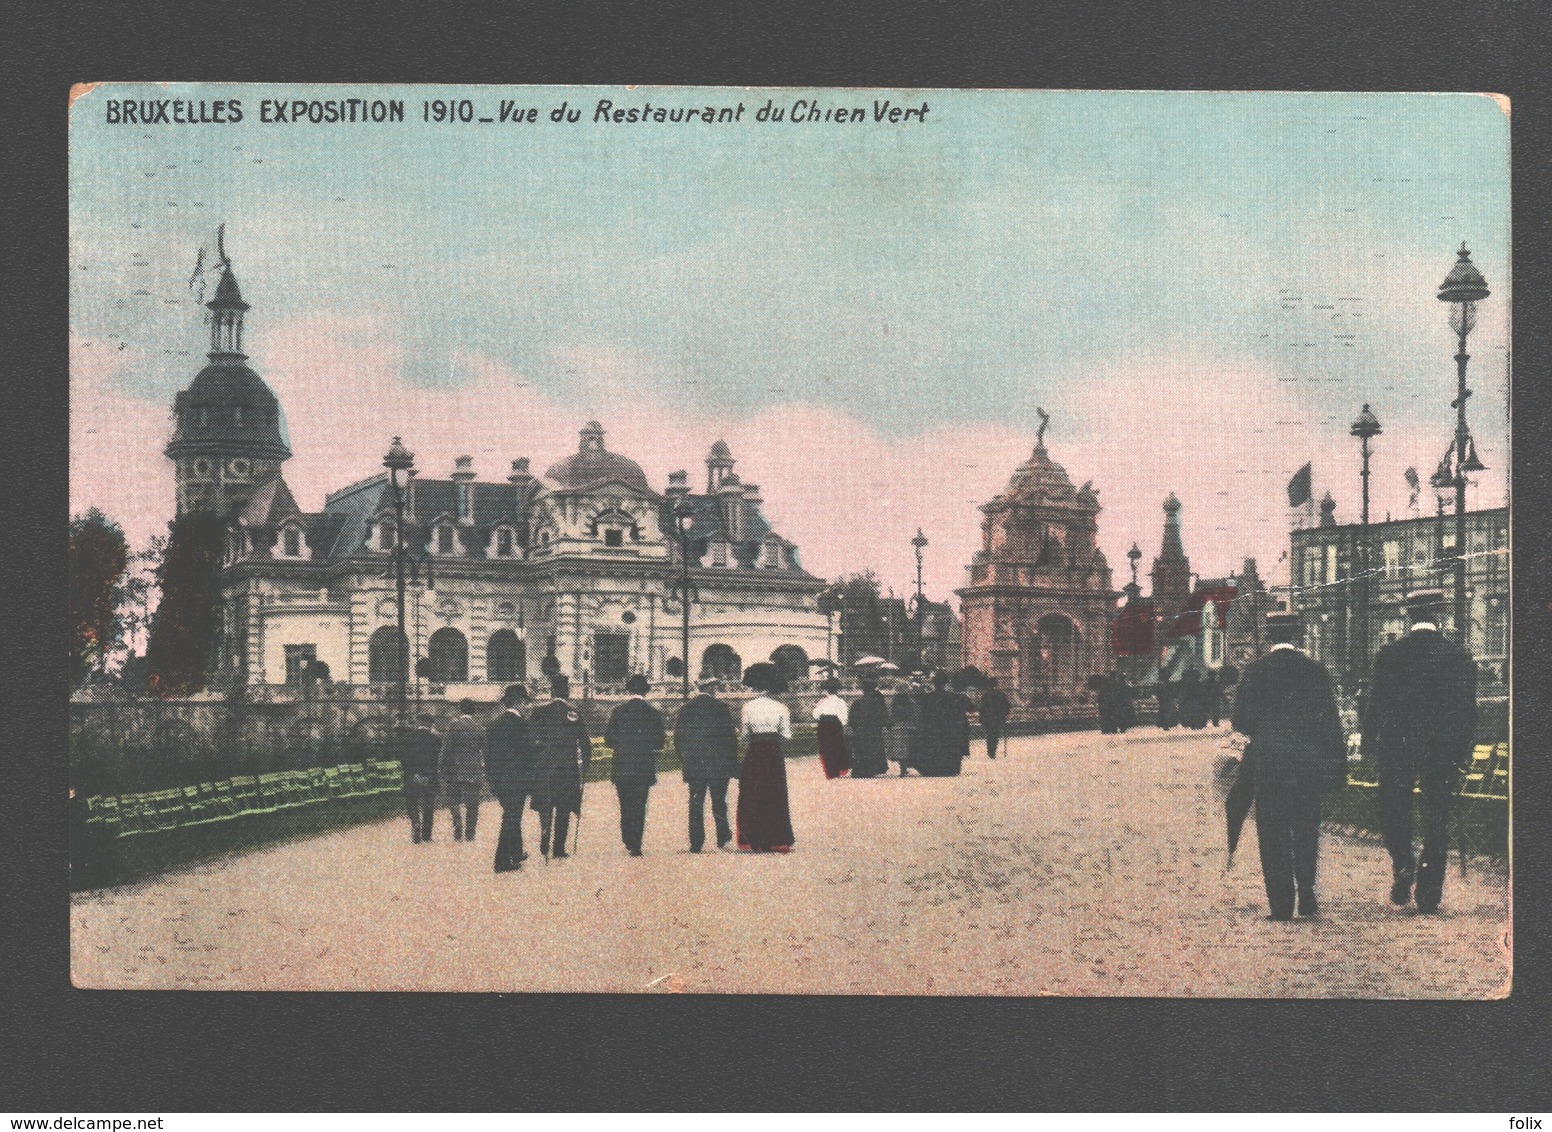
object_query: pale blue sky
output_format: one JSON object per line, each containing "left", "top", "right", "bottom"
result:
{"left": 70, "top": 87, "right": 1510, "bottom": 590}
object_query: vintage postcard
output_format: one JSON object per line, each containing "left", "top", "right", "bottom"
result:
{"left": 68, "top": 85, "right": 1510, "bottom": 996}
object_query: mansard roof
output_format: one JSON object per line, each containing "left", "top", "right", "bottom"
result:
{"left": 662, "top": 492, "right": 811, "bottom": 575}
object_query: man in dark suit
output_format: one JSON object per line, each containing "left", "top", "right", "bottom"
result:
{"left": 394, "top": 712, "right": 441, "bottom": 844}
{"left": 1362, "top": 589, "right": 1478, "bottom": 913}
{"left": 1231, "top": 611, "right": 1347, "bottom": 920}
{"left": 485, "top": 684, "right": 535, "bottom": 873}
{"left": 529, "top": 675, "right": 592, "bottom": 860}
{"left": 978, "top": 677, "right": 1012, "bottom": 759}
{"left": 604, "top": 674, "right": 666, "bottom": 857}
{"left": 674, "top": 676, "right": 740, "bottom": 850}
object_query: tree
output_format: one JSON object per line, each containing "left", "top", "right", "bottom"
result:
{"left": 818, "top": 570, "right": 891, "bottom": 666}
{"left": 115, "top": 534, "right": 166, "bottom": 669}
{"left": 69, "top": 508, "right": 129, "bottom": 683}
{"left": 146, "top": 510, "right": 227, "bottom": 697}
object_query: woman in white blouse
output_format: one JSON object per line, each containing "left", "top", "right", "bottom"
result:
{"left": 735, "top": 662, "right": 796, "bottom": 852}
{"left": 812, "top": 677, "right": 852, "bottom": 779}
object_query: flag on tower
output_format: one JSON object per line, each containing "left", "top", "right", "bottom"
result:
{"left": 1287, "top": 463, "right": 1312, "bottom": 508}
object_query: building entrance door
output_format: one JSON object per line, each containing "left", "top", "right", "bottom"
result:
{"left": 594, "top": 632, "right": 631, "bottom": 686}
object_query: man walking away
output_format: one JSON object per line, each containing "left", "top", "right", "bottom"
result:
{"left": 1231, "top": 611, "right": 1347, "bottom": 920}
{"left": 440, "top": 699, "right": 485, "bottom": 843}
{"left": 978, "top": 677, "right": 1011, "bottom": 759}
{"left": 396, "top": 712, "right": 441, "bottom": 844}
{"left": 675, "top": 676, "right": 740, "bottom": 851}
{"left": 530, "top": 675, "right": 591, "bottom": 859}
{"left": 1363, "top": 589, "right": 1478, "bottom": 913}
{"left": 605, "top": 675, "right": 665, "bottom": 857}
{"left": 485, "top": 684, "right": 536, "bottom": 873}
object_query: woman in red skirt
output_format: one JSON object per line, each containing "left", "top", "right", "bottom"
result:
{"left": 812, "top": 676, "right": 851, "bottom": 779}
{"left": 735, "top": 662, "right": 796, "bottom": 853}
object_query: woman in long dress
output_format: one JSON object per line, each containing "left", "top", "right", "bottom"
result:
{"left": 813, "top": 676, "right": 851, "bottom": 779}
{"left": 735, "top": 662, "right": 796, "bottom": 853}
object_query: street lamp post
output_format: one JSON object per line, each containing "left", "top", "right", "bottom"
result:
{"left": 1430, "top": 453, "right": 1454, "bottom": 589}
{"left": 671, "top": 497, "right": 697, "bottom": 699}
{"left": 1350, "top": 403, "right": 1382, "bottom": 686}
{"left": 381, "top": 437, "right": 429, "bottom": 724}
{"left": 1437, "top": 243, "right": 1490, "bottom": 644}
{"left": 911, "top": 528, "right": 929, "bottom": 672}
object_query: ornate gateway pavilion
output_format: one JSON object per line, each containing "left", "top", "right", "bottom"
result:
{"left": 164, "top": 255, "right": 829, "bottom": 695}
{"left": 957, "top": 416, "right": 1119, "bottom": 708}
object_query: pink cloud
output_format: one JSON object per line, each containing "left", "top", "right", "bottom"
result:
{"left": 73, "top": 316, "right": 1509, "bottom": 618}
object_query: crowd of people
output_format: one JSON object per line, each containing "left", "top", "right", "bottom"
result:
{"left": 394, "top": 587, "right": 1480, "bottom": 926}
{"left": 390, "top": 663, "right": 1016, "bottom": 871}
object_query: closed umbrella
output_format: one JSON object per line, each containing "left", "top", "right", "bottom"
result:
{"left": 1224, "top": 753, "right": 1255, "bottom": 866}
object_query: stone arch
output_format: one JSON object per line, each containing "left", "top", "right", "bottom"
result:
{"left": 368, "top": 626, "right": 408, "bottom": 685}
{"left": 1030, "top": 612, "right": 1083, "bottom": 697}
{"left": 700, "top": 643, "right": 742, "bottom": 681}
{"left": 770, "top": 644, "right": 809, "bottom": 684}
{"left": 428, "top": 627, "right": 469, "bottom": 684}
{"left": 486, "top": 629, "right": 525, "bottom": 683}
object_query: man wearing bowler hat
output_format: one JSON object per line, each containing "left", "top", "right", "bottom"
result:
{"left": 674, "top": 676, "right": 740, "bottom": 851}
{"left": 485, "top": 684, "right": 536, "bottom": 872}
{"left": 1231, "top": 610, "right": 1347, "bottom": 920}
{"left": 1362, "top": 589, "right": 1478, "bottom": 913}
{"left": 604, "top": 674, "right": 666, "bottom": 857}
{"left": 529, "top": 674, "right": 592, "bottom": 860}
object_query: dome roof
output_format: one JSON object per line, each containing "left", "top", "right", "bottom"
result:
{"left": 544, "top": 422, "right": 651, "bottom": 493}
{"left": 992, "top": 444, "right": 1094, "bottom": 512}
{"left": 166, "top": 362, "right": 290, "bottom": 459}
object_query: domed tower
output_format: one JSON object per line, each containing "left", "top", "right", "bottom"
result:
{"left": 1149, "top": 493, "right": 1192, "bottom": 626}
{"left": 164, "top": 244, "right": 291, "bottom": 518}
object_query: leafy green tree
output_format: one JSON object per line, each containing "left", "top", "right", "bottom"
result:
{"left": 115, "top": 534, "right": 166, "bottom": 670}
{"left": 69, "top": 508, "right": 130, "bottom": 683}
{"left": 146, "top": 511, "right": 227, "bottom": 697}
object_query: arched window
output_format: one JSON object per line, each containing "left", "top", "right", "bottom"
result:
{"left": 428, "top": 627, "right": 469, "bottom": 683}
{"left": 700, "top": 644, "right": 742, "bottom": 681}
{"left": 770, "top": 644, "right": 809, "bottom": 684}
{"left": 368, "top": 626, "right": 408, "bottom": 684}
{"left": 487, "top": 630, "right": 525, "bottom": 682}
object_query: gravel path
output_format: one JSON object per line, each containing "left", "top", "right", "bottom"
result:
{"left": 71, "top": 728, "right": 1510, "bottom": 996}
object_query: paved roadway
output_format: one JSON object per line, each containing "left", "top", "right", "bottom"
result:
{"left": 71, "top": 728, "right": 1511, "bottom": 996}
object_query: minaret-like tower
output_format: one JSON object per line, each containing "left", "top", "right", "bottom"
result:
{"left": 1150, "top": 493, "right": 1191, "bottom": 626}
{"left": 165, "top": 238, "right": 291, "bottom": 518}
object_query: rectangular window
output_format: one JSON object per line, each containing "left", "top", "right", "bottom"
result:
{"left": 457, "top": 483, "right": 471, "bottom": 520}
{"left": 594, "top": 632, "right": 630, "bottom": 685}
{"left": 763, "top": 542, "right": 780, "bottom": 568}
{"left": 284, "top": 644, "right": 317, "bottom": 687}
{"left": 496, "top": 528, "right": 513, "bottom": 556}
{"left": 379, "top": 522, "right": 395, "bottom": 550}
{"left": 1302, "top": 546, "right": 1323, "bottom": 587}
{"left": 283, "top": 527, "right": 301, "bottom": 557}
{"left": 1383, "top": 540, "right": 1401, "bottom": 578}
{"left": 1325, "top": 545, "right": 1339, "bottom": 585}
{"left": 437, "top": 526, "right": 454, "bottom": 554}
{"left": 604, "top": 528, "right": 624, "bottom": 548}
{"left": 711, "top": 541, "right": 728, "bottom": 567}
